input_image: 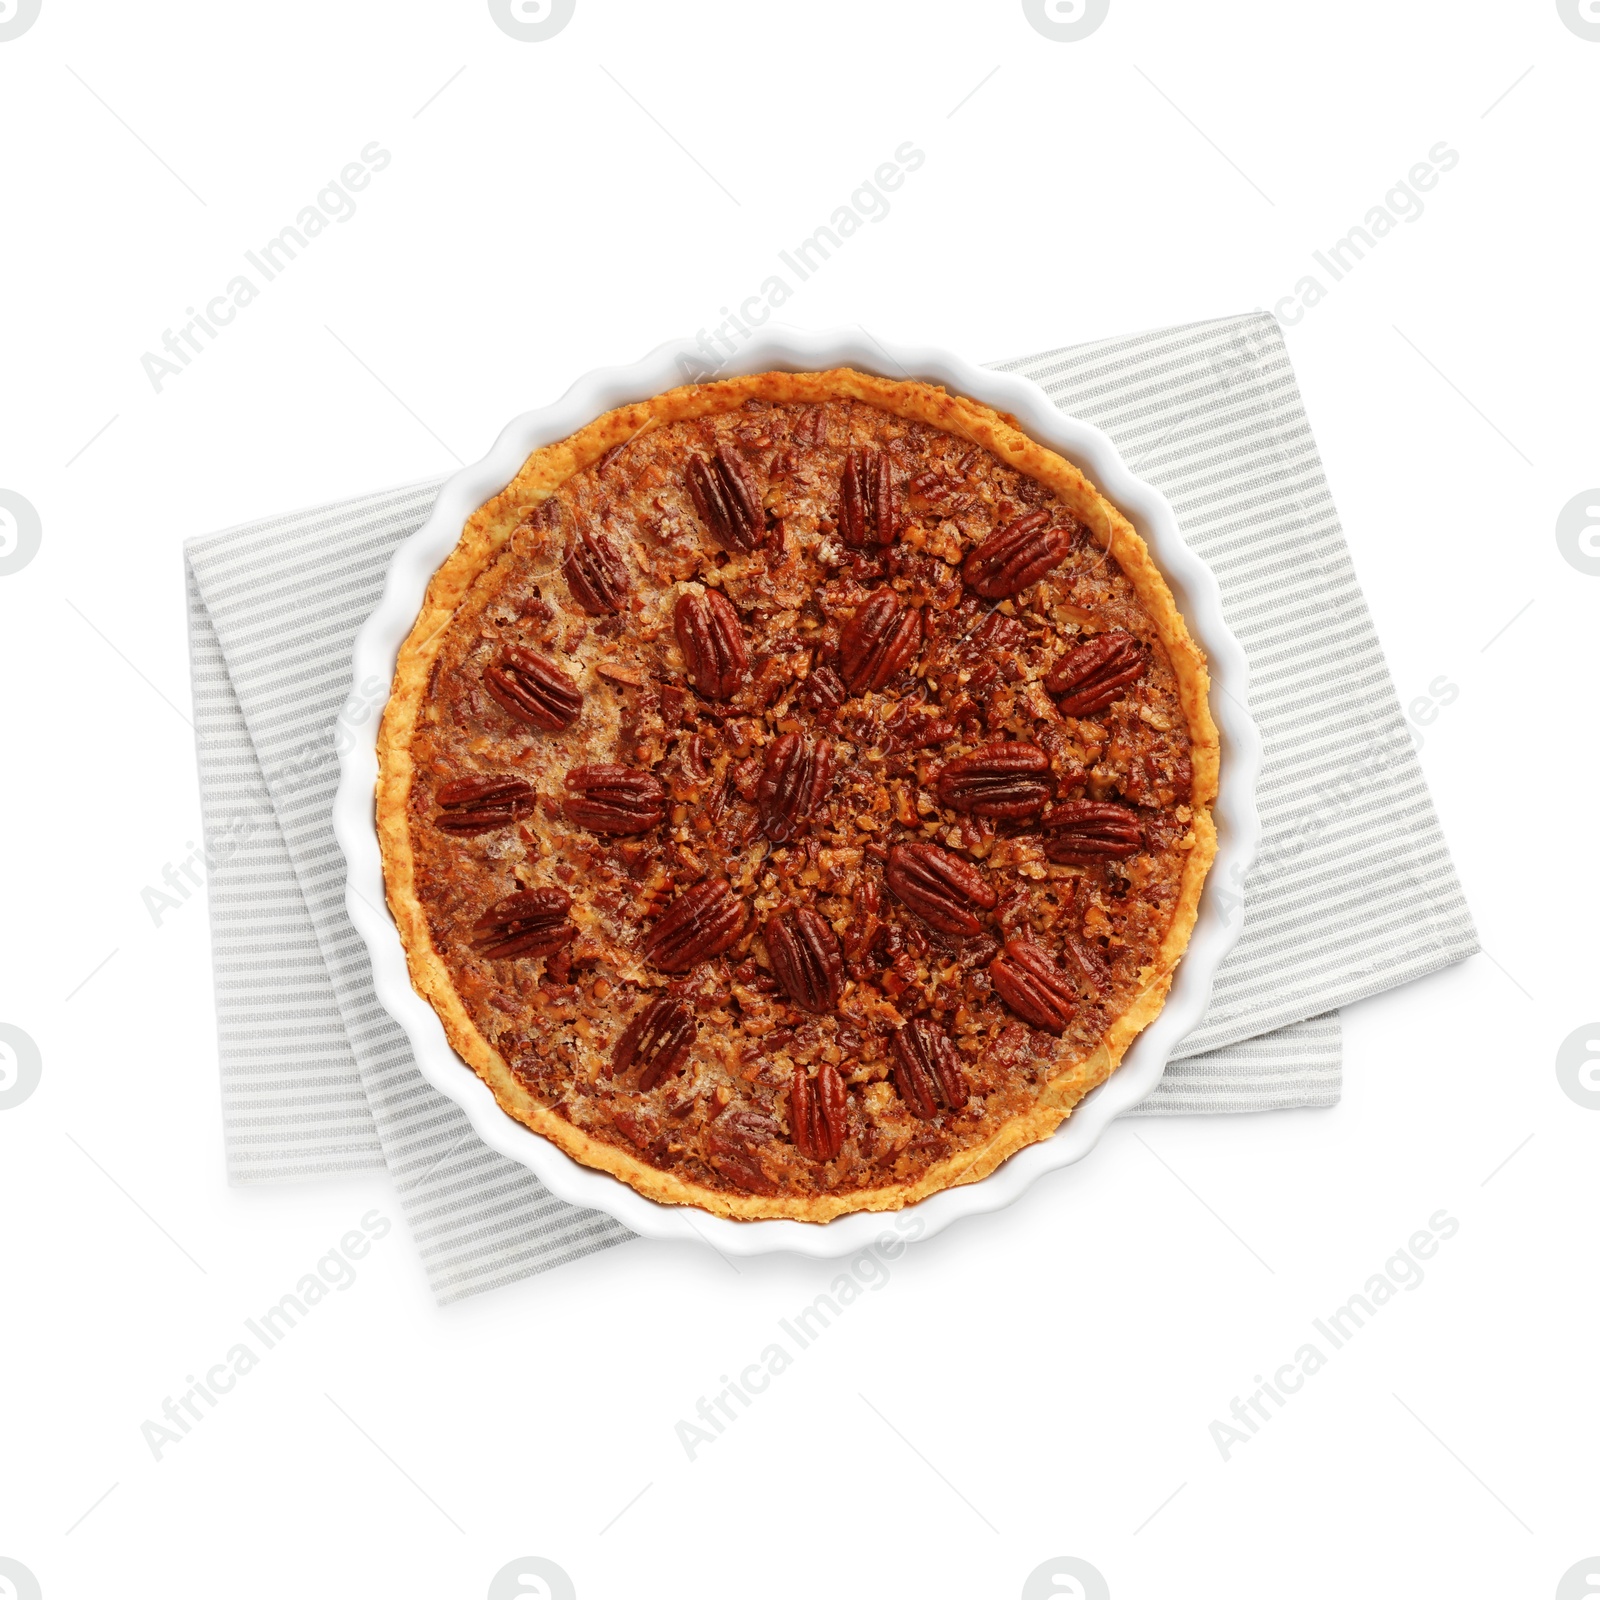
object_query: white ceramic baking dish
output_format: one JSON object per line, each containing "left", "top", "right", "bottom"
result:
{"left": 333, "top": 326, "right": 1262, "bottom": 1258}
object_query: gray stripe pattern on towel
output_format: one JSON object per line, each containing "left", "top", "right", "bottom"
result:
{"left": 187, "top": 563, "right": 385, "bottom": 1182}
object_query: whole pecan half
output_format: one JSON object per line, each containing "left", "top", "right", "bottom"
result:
{"left": 674, "top": 588, "right": 748, "bottom": 700}
{"left": 989, "top": 938, "right": 1076, "bottom": 1033}
{"left": 935, "top": 742, "right": 1054, "bottom": 820}
{"left": 843, "top": 875, "right": 883, "bottom": 962}
{"left": 687, "top": 449, "right": 764, "bottom": 553}
{"left": 839, "top": 588, "right": 922, "bottom": 694}
{"left": 562, "top": 525, "right": 629, "bottom": 616}
{"left": 839, "top": 448, "right": 897, "bottom": 547}
{"left": 484, "top": 646, "right": 583, "bottom": 732}
{"left": 790, "top": 1059, "right": 848, "bottom": 1161}
{"left": 706, "top": 1106, "right": 780, "bottom": 1194}
{"left": 757, "top": 732, "right": 835, "bottom": 842}
{"left": 1045, "top": 631, "right": 1146, "bottom": 715}
{"left": 884, "top": 842, "right": 997, "bottom": 936}
{"left": 643, "top": 877, "right": 747, "bottom": 972}
{"left": 961, "top": 510, "right": 1074, "bottom": 599}
{"left": 889, "top": 1016, "right": 969, "bottom": 1119}
{"left": 802, "top": 663, "right": 847, "bottom": 720}
{"left": 434, "top": 775, "right": 537, "bottom": 835}
{"left": 1040, "top": 800, "right": 1142, "bottom": 863}
{"left": 766, "top": 908, "right": 844, "bottom": 1014}
{"left": 611, "top": 994, "right": 697, "bottom": 1091}
{"left": 1062, "top": 932, "right": 1112, "bottom": 995}
{"left": 563, "top": 764, "right": 667, "bottom": 835}
{"left": 470, "top": 887, "right": 574, "bottom": 960}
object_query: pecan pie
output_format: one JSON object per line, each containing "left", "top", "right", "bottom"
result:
{"left": 377, "top": 370, "right": 1218, "bottom": 1221}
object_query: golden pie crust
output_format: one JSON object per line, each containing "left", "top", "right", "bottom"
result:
{"left": 377, "top": 369, "right": 1219, "bottom": 1221}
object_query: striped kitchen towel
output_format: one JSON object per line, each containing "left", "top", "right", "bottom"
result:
{"left": 184, "top": 311, "right": 1476, "bottom": 1303}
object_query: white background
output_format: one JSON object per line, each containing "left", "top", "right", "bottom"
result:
{"left": 2, "top": 2, "right": 1596, "bottom": 1597}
